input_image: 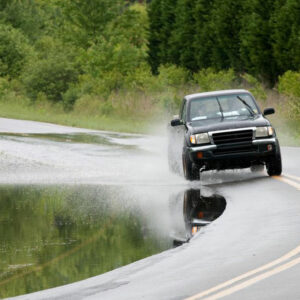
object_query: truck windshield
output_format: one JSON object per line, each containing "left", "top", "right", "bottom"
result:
{"left": 189, "top": 94, "right": 259, "bottom": 121}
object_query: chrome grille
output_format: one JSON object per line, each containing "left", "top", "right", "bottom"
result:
{"left": 212, "top": 129, "right": 253, "bottom": 145}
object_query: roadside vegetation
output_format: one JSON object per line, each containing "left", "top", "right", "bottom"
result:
{"left": 0, "top": 0, "right": 299, "bottom": 143}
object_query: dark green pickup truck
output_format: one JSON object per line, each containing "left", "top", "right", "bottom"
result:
{"left": 168, "top": 89, "right": 282, "bottom": 181}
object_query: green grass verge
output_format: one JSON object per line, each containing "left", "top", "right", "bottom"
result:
{"left": 0, "top": 101, "right": 149, "bottom": 134}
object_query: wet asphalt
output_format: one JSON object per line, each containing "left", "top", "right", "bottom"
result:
{"left": 1, "top": 117, "right": 300, "bottom": 300}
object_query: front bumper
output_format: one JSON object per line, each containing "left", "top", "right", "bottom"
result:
{"left": 187, "top": 137, "right": 278, "bottom": 168}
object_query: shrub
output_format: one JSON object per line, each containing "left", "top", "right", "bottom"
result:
{"left": 193, "top": 68, "right": 237, "bottom": 92}
{"left": 278, "top": 71, "right": 300, "bottom": 119}
{"left": 124, "top": 64, "right": 159, "bottom": 92}
{"left": 158, "top": 64, "right": 190, "bottom": 88}
{"left": 73, "top": 95, "right": 104, "bottom": 116}
{"left": 0, "top": 77, "right": 10, "bottom": 98}
{"left": 23, "top": 54, "right": 79, "bottom": 102}
{"left": 241, "top": 73, "right": 267, "bottom": 102}
{"left": 0, "top": 24, "right": 33, "bottom": 78}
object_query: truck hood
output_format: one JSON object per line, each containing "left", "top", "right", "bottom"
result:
{"left": 188, "top": 115, "right": 270, "bottom": 134}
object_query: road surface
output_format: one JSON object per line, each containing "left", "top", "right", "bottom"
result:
{"left": 1, "top": 117, "right": 300, "bottom": 300}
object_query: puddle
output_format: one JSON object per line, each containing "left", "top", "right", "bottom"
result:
{"left": 0, "top": 132, "right": 138, "bottom": 149}
{"left": 0, "top": 185, "right": 226, "bottom": 298}
{"left": 0, "top": 185, "right": 171, "bottom": 298}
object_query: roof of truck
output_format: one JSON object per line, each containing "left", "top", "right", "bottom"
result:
{"left": 185, "top": 89, "right": 252, "bottom": 101}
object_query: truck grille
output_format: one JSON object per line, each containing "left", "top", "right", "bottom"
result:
{"left": 213, "top": 145, "right": 258, "bottom": 155}
{"left": 212, "top": 129, "right": 253, "bottom": 145}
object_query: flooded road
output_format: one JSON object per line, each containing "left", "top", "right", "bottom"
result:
{"left": 0, "top": 118, "right": 227, "bottom": 298}
{"left": 0, "top": 184, "right": 225, "bottom": 298}
{"left": 1, "top": 118, "right": 300, "bottom": 300}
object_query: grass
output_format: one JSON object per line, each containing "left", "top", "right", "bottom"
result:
{"left": 0, "top": 100, "right": 150, "bottom": 134}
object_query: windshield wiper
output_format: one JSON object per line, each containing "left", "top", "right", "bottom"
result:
{"left": 236, "top": 96, "right": 255, "bottom": 116}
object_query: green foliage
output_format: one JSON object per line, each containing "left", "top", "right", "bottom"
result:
{"left": 158, "top": 64, "right": 189, "bottom": 87}
{"left": 241, "top": 73, "right": 267, "bottom": 102}
{"left": 240, "top": 0, "right": 277, "bottom": 83}
{"left": 60, "top": 0, "right": 124, "bottom": 47}
{"left": 21, "top": 36, "right": 79, "bottom": 103}
{"left": 193, "top": 0, "right": 214, "bottom": 69}
{"left": 0, "top": 0, "right": 49, "bottom": 41}
{"left": 271, "top": 0, "right": 300, "bottom": 74}
{"left": 148, "top": 0, "right": 300, "bottom": 85}
{"left": 147, "top": 0, "right": 163, "bottom": 73}
{"left": 0, "top": 0, "right": 299, "bottom": 126}
{"left": 124, "top": 64, "right": 159, "bottom": 92}
{"left": 209, "top": 0, "right": 244, "bottom": 71}
{"left": 23, "top": 54, "right": 78, "bottom": 102}
{"left": 193, "top": 68, "right": 237, "bottom": 92}
{"left": 0, "top": 24, "right": 32, "bottom": 78}
{"left": 278, "top": 71, "right": 300, "bottom": 119}
{"left": 0, "top": 77, "right": 10, "bottom": 98}
{"left": 76, "top": 6, "right": 149, "bottom": 97}
{"left": 278, "top": 71, "right": 300, "bottom": 98}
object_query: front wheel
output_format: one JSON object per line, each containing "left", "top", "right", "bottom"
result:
{"left": 182, "top": 151, "right": 200, "bottom": 181}
{"left": 266, "top": 153, "right": 282, "bottom": 176}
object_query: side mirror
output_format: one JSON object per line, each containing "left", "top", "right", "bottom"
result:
{"left": 263, "top": 108, "right": 275, "bottom": 116}
{"left": 171, "top": 118, "right": 183, "bottom": 126}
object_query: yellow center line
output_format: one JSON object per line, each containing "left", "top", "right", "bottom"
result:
{"left": 185, "top": 174, "right": 300, "bottom": 300}
{"left": 283, "top": 173, "right": 300, "bottom": 183}
{"left": 184, "top": 246, "right": 300, "bottom": 300}
{"left": 202, "top": 256, "right": 300, "bottom": 300}
{"left": 273, "top": 175, "right": 300, "bottom": 191}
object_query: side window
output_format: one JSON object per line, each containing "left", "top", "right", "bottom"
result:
{"left": 181, "top": 100, "right": 187, "bottom": 121}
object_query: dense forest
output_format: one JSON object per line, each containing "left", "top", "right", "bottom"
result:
{"left": 148, "top": 0, "right": 300, "bottom": 84}
{"left": 0, "top": 0, "right": 299, "bottom": 131}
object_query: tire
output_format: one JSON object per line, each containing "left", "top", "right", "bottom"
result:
{"left": 182, "top": 151, "right": 200, "bottom": 181}
{"left": 266, "top": 153, "right": 282, "bottom": 176}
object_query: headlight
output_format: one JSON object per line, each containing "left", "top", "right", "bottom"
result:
{"left": 255, "top": 126, "right": 273, "bottom": 138}
{"left": 190, "top": 133, "right": 210, "bottom": 145}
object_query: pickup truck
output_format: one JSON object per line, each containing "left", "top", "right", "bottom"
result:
{"left": 168, "top": 89, "right": 282, "bottom": 181}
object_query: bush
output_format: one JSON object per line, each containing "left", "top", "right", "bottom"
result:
{"left": 158, "top": 65, "right": 190, "bottom": 88}
{"left": 241, "top": 73, "right": 267, "bottom": 102}
{"left": 23, "top": 54, "right": 79, "bottom": 102}
{"left": 73, "top": 94, "right": 116, "bottom": 116}
{"left": 278, "top": 71, "right": 300, "bottom": 98}
{"left": 278, "top": 71, "right": 300, "bottom": 119}
{"left": 0, "top": 24, "right": 33, "bottom": 78}
{"left": 193, "top": 68, "right": 237, "bottom": 92}
{"left": 0, "top": 77, "right": 10, "bottom": 98}
{"left": 124, "top": 64, "right": 159, "bottom": 92}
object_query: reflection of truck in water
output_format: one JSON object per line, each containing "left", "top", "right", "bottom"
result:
{"left": 170, "top": 189, "right": 226, "bottom": 247}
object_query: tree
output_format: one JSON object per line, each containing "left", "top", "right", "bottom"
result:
{"left": 271, "top": 0, "right": 300, "bottom": 75}
{"left": 193, "top": 0, "right": 214, "bottom": 70}
{"left": 22, "top": 37, "right": 79, "bottom": 102}
{"left": 0, "top": 0, "right": 48, "bottom": 41}
{"left": 239, "top": 0, "right": 277, "bottom": 84}
{"left": 148, "top": 0, "right": 163, "bottom": 73}
{"left": 0, "top": 24, "right": 32, "bottom": 78}
{"left": 60, "top": 0, "right": 124, "bottom": 47}
{"left": 209, "top": 0, "right": 244, "bottom": 71}
{"left": 172, "top": 0, "right": 197, "bottom": 71}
